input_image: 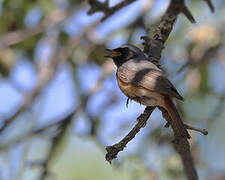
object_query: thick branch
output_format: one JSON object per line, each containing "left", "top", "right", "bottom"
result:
{"left": 159, "top": 106, "right": 198, "bottom": 180}
{"left": 142, "top": 0, "right": 196, "bottom": 67}
{"left": 173, "top": 138, "right": 198, "bottom": 180}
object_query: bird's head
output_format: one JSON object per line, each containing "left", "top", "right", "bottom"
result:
{"left": 105, "top": 44, "right": 146, "bottom": 67}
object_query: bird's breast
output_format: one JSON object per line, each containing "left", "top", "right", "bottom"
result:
{"left": 116, "top": 73, "right": 165, "bottom": 107}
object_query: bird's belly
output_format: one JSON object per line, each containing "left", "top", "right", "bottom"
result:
{"left": 116, "top": 77, "right": 165, "bottom": 107}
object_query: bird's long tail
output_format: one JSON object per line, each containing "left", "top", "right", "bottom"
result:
{"left": 164, "top": 96, "right": 191, "bottom": 139}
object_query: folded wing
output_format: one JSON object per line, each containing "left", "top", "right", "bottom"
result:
{"left": 117, "top": 59, "right": 183, "bottom": 100}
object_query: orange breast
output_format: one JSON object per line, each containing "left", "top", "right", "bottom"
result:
{"left": 116, "top": 73, "right": 165, "bottom": 107}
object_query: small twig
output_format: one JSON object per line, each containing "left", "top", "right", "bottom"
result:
{"left": 185, "top": 124, "right": 208, "bottom": 135}
{"left": 203, "top": 0, "right": 215, "bottom": 12}
{"left": 164, "top": 121, "right": 208, "bottom": 135}
{"left": 105, "top": 106, "right": 155, "bottom": 163}
{"left": 88, "top": 0, "right": 138, "bottom": 21}
{"left": 180, "top": 3, "right": 196, "bottom": 23}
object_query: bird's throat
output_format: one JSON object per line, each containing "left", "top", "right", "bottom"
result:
{"left": 113, "top": 57, "right": 127, "bottom": 68}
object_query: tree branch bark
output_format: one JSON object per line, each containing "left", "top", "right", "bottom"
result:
{"left": 105, "top": 106, "right": 154, "bottom": 163}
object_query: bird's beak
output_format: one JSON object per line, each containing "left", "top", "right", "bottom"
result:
{"left": 105, "top": 49, "right": 122, "bottom": 58}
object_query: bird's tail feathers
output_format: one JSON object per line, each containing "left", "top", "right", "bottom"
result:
{"left": 164, "top": 96, "right": 191, "bottom": 139}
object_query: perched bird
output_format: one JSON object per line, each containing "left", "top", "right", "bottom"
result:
{"left": 106, "top": 44, "right": 190, "bottom": 139}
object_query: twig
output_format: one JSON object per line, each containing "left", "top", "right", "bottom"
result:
{"left": 105, "top": 106, "right": 155, "bottom": 163}
{"left": 184, "top": 124, "right": 208, "bottom": 135}
{"left": 203, "top": 0, "right": 215, "bottom": 12}
{"left": 88, "top": 0, "right": 138, "bottom": 21}
{"left": 164, "top": 121, "right": 208, "bottom": 135}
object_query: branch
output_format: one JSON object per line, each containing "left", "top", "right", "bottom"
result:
{"left": 159, "top": 106, "right": 199, "bottom": 180}
{"left": 204, "top": 0, "right": 215, "bottom": 12}
{"left": 105, "top": 106, "right": 155, "bottom": 163}
{"left": 163, "top": 108, "right": 208, "bottom": 136}
{"left": 173, "top": 138, "right": 198, "bottom": 180}
{"left": 88, "top": 0, "right": 138, "bottom": 21}
{"left": 142, "top": 0, "right": 197, "bottom": 67}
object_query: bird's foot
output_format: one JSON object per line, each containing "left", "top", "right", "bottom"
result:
{"left": 135, "top": 96, "right": 142, "bottom": 106}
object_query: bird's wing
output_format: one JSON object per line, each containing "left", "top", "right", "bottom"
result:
{"left": 117, "top": 60, "right": 183, "bottom": 100}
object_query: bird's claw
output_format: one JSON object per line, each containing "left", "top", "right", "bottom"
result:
{"left": 135, "top": 96, "right": 142, "bottom": 105}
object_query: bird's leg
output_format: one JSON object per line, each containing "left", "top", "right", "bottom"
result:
{"left": 126, "top": 98, "right": 130, "bottom": 108}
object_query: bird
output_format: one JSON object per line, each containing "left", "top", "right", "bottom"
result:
{"left": 105, "top": 44, "right": 190, "bottom": 139}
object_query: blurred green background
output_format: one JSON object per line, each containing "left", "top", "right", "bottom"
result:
{"left": 0, "top": 0, "right": 225, "bottom": 180}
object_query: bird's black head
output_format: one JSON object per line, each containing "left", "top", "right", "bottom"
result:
{"left": 105, "top": 44, "right": 145, "bottom": 67}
